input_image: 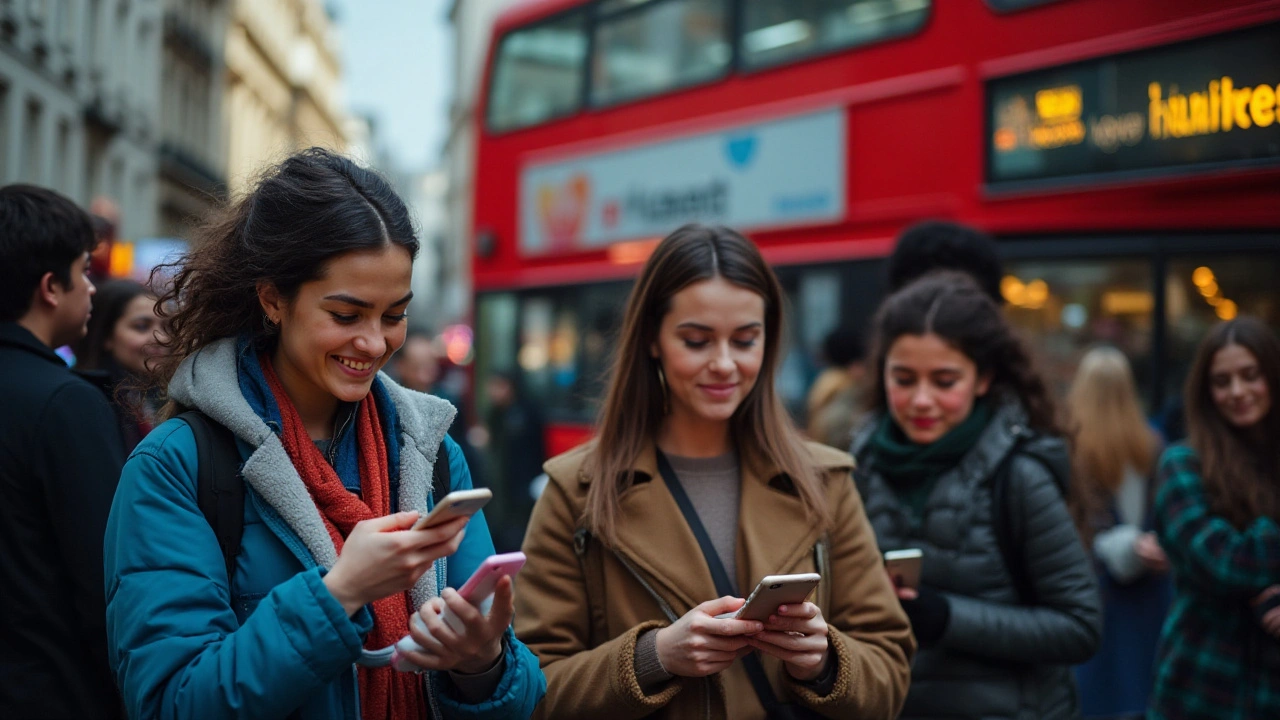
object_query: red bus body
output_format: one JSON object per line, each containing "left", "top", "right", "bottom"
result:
{"left": 471, "top": 0, "right": 1280, "bottom": 457}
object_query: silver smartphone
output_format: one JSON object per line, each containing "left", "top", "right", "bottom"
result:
{"left": 716, "top": 573, "right": 822, "bottom": 622}
{"left": 884, "top": 548, "right": 924, "bottom": 590}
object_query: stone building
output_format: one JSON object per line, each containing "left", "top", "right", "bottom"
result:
{"left": 157, "top": 0, "right": 229, "bottom": 236}
{"left": 223, "top": 0, "right": 347, "bottom": 197}
{"left": 1, "top": 0, "right": 163, "bottom": 239}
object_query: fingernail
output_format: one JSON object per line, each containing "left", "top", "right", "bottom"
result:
{"left": 778, "top": 605, "right": 787, "bottom": 613}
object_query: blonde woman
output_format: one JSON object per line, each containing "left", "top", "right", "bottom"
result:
{"left": 1067, "top": 347, "right": 1170, "bottom": 719}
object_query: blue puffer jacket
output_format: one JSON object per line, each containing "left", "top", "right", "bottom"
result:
{"left": 104, "top": 339, "right": 545, "bottom": 719}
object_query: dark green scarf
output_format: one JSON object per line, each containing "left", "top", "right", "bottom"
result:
{"left": 867, "top": 400, "right": 994, "bottom": 520}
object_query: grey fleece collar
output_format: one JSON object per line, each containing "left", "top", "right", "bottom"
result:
{"left": 168, "top": 337, "right": 458, "bottom": 609}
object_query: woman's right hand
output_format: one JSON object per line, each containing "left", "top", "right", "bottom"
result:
{"left": 654, "top": 596, "right": 762, "bottom": 678}
{"left": 1133, "top": 532, "right": 1170, "bottom": 573}
{"left": 323, "top": 512, "right": 470, "bottom": 616}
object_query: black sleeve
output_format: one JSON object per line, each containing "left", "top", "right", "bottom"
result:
{"left": 37, "top": 381, "right": 126, "bottom": 659}
{"left": 938, "top": 456, "right": 1103, "bottom": 664}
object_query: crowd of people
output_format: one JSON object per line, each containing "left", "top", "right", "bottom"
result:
{"left": 0, "top": 148, "right": 1277, "bottom": 720}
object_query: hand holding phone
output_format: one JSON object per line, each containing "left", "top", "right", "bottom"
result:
{"left": 715, "top": 573, "right": 821, "bottom": 622}
{"left": 411, "top": 488, "right": 492, "bottom": 531}
{"left": 392, "top": 552, "right": 526, "bottom": 672}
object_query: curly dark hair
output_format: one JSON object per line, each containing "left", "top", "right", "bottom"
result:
{"left": 865, "top": 270, "right": 1060, "bottom": 434}
{"left": 887, "top": 221, "right": 1005, "bottom": 305}
{"left": 148, "top": 148, "right": 418, "bottom": 405}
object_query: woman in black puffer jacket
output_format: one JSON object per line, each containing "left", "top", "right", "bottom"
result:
{"left": 851, "top": 271, "right": 1101, "bottom": 720}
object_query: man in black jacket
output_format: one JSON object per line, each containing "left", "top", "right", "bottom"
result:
{"left": 0, "top": 185, "right": 125, "bottom": 719}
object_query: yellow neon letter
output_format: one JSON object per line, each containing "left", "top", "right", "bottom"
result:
{"left": 1251, "top": 84, "right": 1275, "bottom": 127}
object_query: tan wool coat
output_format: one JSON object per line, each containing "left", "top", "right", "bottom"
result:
{"left": 514, "top": 440, "right": 915, "bottom": 720}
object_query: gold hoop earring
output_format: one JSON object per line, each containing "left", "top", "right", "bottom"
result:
{"left": 655, "top": 364, "right": 669, "bottom": 414}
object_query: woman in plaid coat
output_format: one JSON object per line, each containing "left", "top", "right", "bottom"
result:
{"left": 1150, "top": 317, "right": 1280, "bottom": 720}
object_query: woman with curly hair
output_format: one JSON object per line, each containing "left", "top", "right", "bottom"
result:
{"left": 851, "top": 270, "right": 1101, "bottom": 720}
{"left": 103, "top": 148, "right": 545, "bottom": 719}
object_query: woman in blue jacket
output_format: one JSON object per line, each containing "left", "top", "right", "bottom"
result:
{"left": 104, "top": 148, "right": 545, "bottom": 720}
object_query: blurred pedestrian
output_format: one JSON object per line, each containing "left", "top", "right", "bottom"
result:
{"left": 483, "top": 371, "right": 545, "bottom": 552}
{"left": 103, "top": 149, "right": 545, "bottom": 719}
{"left": 515, "top": 223, "right": 914, "bottom": 720}
{"left": 395, "top": 331, "right": 489, "bottom": 507}
{"left": 886, "top": 220, "right": 1005, "bottom": 303}
{"left": 806, "top": 324, "right": 867, "bottom": 449}
{"left": 0, "top": 185, "right": 125, "bottom": 719}
{"left": 1066, "top": 346, "right": 1171, "bottom": 719}
{"left": 851, "top": 270, "right": 1101, "bottom": 720}
{"left": 73, "top": 279, "right": 167, "bottom": 453}
{"left": 1150, "top": 316, "right": 1280, "bottom": 720}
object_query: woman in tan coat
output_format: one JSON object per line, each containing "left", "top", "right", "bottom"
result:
{"left": 514, "top": 224, "right": 914, "bottom": 720}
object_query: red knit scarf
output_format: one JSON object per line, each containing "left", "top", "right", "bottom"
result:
{"left": 261, "top": 356, "right": 424, "bottom": 720}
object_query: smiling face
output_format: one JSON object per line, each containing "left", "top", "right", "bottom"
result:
{"left": 260, "top": 245, "right": 413, "bottom": 432}
{"left": 1209, "top": 343, "right": 1271, "bottom": 430}
{"left": 107, "top": 294, "right": 166, "bottom": 376}
{"left": 884, "top": 332, "right": 991, "bottom": 445}
{"left": 651, "top": 276, "right": 766, "bottom": 427}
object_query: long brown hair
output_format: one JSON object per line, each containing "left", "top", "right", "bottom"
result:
{"left": 1185, "top": 317, "right": 1280, "bottom": 528}
{"left": 1066, "top": 347, "right": 1158, "bottom": 543}
{"left": 147, "top": 148, "right": 417, "bottom": 414}
{"left": 582, "top": 224, "right": 830, "bottom": 548}
{"left": 865, "top": 271, "right": 1061, "bottom": 435}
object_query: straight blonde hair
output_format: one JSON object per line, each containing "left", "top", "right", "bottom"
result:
{"left": 582, "top": 224, "right": 830, "bottom": 548}
{"left": 1066, "top": 347, "right": 1157, "bottom": 541}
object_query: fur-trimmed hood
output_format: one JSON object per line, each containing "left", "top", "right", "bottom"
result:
{"left": 167, "top": 337, "right": 457, "bottom": 609}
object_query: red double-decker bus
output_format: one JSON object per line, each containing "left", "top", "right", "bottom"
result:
{"left": 469, "top": 0, "right": 1280, "bottom": 458}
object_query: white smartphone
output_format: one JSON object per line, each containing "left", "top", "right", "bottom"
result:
{"left": 411, "top": 488, "right": 492, "bottom": 531}
{"left": 884, "top": 548, "right": 924, "bottom": 591}
{"left": 716, "top": 573, "right": 821, "bottom": 622}
{"left": 392, "top": 552, "right": 527, "bottom": 671}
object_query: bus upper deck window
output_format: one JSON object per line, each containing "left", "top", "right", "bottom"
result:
{"left": 592, "top": 0, "right": 730, "bottom": 106}
{"left": 742, "top": 0, "right": 929, "bottom": 69}
{"left": 487, "top": 11, "right": 588, "bottom": 133}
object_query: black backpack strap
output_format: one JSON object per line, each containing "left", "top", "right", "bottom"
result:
{"left": 431, "top": 440, "right": 451, "bottom": 500}
{"left": 178, "top": 410, "right": 244, "bottom": 586}
{"left": 654, "top": 451, "right": 797, "bottom": 719}
{"left": 993, "top": 438, "right": 1067, "bottom": 605}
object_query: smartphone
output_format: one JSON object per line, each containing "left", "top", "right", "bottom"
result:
{"left": 411, "top": 488, "right": 492, "bottom": 531}
{"left": 393, "top": 552, "right": 527, "bottom": 669}
{"left": 441, "top": 551, "right": 527, "bottom": 633}
{"left": 884, "top": 548, "right": 924, "bottom": 591}
{"left": 716, "top": 573, "right": 821, "bottom": 622}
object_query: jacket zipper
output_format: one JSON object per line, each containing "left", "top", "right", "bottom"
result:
{"left": 327, "top": 404, "right": 355, "bottom": 467}
{"left": 576, "top": 533, "right": 712, "bottom": 720}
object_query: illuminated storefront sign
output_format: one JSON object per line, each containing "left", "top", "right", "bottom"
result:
{"left": 519, "top": 108, "right": 845, "bottom": 255}
{"left": 987, "top": 22, "right": 1280, "bottom": 186}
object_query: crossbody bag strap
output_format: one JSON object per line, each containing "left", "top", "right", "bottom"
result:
{"left": 654, "top": 451, "right": 787, "bottom": 717}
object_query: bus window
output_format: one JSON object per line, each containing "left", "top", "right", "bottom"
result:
{"left": 1165, "top": 254, "right": 1280, "bottom": 423}
{"left": 985, "top": 0, "right": 1069, "bottom": 12}
{"left": 1001, "top": 258, "right": 1154, "bottom": 410}
{"left": 592, "top": 0, "right": 730, "bottom": 106}
{"left": 741, "top": 0, "right": 929, "bottom": 70}
{"left": 487, "top": 11, "right": 588, "bottom": 132}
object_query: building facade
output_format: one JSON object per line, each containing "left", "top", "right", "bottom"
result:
{"left": 1, "top": 0, "right": 163, "bottom": 239}
{"left": 157, "top": 0, "right": 229, "bottom": 237}
{"left": 223, "top": 0, "right": 347, "bottom": 197}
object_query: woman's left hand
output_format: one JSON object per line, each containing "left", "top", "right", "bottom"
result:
{"left": 400, "top": 575, "right": 513, "bottom": 674}
{"left": 743, "top": 602, "right": 831, "bottom": 681}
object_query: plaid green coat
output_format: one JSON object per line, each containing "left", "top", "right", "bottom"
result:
{"left": 1150, "top": 444, "right": 1280, "bottom": 720}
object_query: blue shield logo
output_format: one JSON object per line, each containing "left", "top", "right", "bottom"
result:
{"left": 725, "top": 133, "right": 757, "bottom": 170}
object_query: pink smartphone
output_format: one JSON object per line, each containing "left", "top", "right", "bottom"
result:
{"left": 441, "top": 552, "right": 527, "bottom": 633}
